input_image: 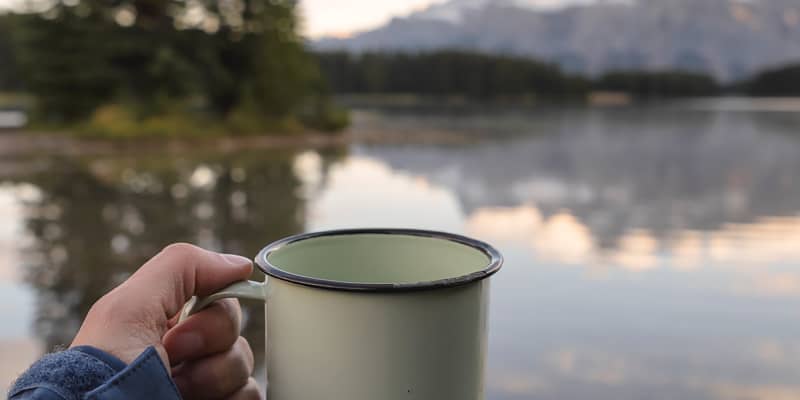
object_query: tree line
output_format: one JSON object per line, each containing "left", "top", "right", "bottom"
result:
{"left": 315, "top": 50, "right": 588, "bottom": 100}
{"left": 742, "top": 65, "right": 800, "bottom": 96}
{"left": 315, "top": 50, "right": 800, "bottom": 100}
{"left": 314, "top": 51, "right": 719, "bottom": 100}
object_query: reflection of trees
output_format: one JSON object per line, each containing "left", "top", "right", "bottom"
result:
{"left": 23, "top": 160, "right": 126, "bottom": 349}
{"left": 357, "top": 107, "right": 800, "bottom": 248}
{"left": 16, "top": 147, "right": 342, "bottom": 370}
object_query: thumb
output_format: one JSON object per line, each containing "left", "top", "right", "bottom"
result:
{"left": 72, "top": 243, "right": 252, "bottom": 365}
{"left": 123, "top": 243, "right": 253, "bottom": 322}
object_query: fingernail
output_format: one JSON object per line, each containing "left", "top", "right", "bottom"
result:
{"left": 221, "top": 253, "right": 251, "bottom": 267}
{"left": 170, "top": 332, "right": 204, "bottom": 362}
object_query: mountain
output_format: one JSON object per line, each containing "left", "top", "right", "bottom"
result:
{"left": 314, "top": 0, "right": 800, "bottom": 81}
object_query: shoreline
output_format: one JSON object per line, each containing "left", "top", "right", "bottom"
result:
{"left": 0, "top": 127, "right": 475, "bottom": 157}
{"left": 0, "top": 129, "right": 353, "bottom": 157}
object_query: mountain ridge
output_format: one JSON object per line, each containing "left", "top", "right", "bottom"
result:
{"left": 314, "top": 0, "right": 800, "bottom": 81}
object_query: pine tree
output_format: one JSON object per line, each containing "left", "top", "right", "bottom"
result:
{"left": 9, "top": 0, "right": 344, "bottom": 132}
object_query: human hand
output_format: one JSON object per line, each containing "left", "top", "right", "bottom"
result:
{"left": 71, "top": 243, "right": 261, "bottom": 399}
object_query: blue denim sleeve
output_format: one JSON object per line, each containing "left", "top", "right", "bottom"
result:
{"left": 8, "top": 346, "right": 181, "bottom": 400}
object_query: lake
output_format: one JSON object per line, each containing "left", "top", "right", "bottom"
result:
{"left": 2, "top": 98, "right": 800, "bottom": 399}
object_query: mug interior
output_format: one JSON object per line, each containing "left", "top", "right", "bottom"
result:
{"left": 265, "top": 233, "right": 491, "bottom": 285}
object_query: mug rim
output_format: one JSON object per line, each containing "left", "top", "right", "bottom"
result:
{"left": 255, "top": 228, "right": 503, "bottom": 292}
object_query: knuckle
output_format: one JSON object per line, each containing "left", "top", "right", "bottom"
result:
{"left": 230, "top": 345, "right": 254, "bottom": 387}
{"left": 230, "top": 340, "right": 253, "bottom": 380}
{"left": 161, "top": 242, "right": 200, "bottom": 259}
{"left": 236, "top": 336, "right": 255, "bottom": 372}
{"left": 88, "top": 293, "right": 116, "bottom": 316}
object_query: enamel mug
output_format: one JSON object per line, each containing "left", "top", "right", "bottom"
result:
{"left": 182, "top": 228, "right": 503, "bottom": 400}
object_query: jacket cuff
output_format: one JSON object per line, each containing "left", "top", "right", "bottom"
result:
{"left": 85, "top": 347, "right": 181, "bottom": 400}
{"left": 8, "top": 346, "right": 121, "bottom": 400}
{"left": 70, "top": 346, "right": 127, "bottom": 373}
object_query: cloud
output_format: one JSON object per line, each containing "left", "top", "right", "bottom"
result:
{"left": 299, "top": 0, "right": 438, "bottom": 38}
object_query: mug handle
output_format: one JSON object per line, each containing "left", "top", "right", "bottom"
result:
{"left": 179, "top": 279, "right": 267, "bottom": 323}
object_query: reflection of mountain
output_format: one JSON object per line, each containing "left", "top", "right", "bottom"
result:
{"left": 353, "top": 106, "right": 800, "bottom": 248}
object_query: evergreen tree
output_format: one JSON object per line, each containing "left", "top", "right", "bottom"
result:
{"left": 745, "top": 64, "right": 800, "bottom": 96}
{"left": 9, "top": 0, "right": 344, "bottom": 132}
{"left": 596, "top": 70, "right": 719, "bottom": 97}
{"left": 0, "top": 14, "right": 21, "bottom": 92}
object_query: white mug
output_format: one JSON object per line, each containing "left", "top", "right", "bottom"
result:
{"left": 182, "top": 228, "right": 503, "bottom": 400}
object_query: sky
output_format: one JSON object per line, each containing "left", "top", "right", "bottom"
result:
{"left": 299, "top": 0, "right": 594, "bottom": 38}
{"left": 299, "top": 0, "right": 441, "bottom": 38}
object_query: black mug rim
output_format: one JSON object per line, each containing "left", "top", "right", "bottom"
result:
{"left": 254, "top": 228, "right": 503, "bottom": 292}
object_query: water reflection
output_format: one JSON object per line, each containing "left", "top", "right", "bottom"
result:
{"left": 343, "top": 105, "right": 800, "bottom": 400}
{"left": 1, "top": 148, "right": 346, "bottom": 391}
{"left": 466, "top": 205, "right": 800, "bottom": 281}
{"left": 306, "top": 156, "right": 465, "bottom": 232}
{"left": 355, "top": 106, "right": 800, "bottom": 258}
{"left": 0, "top": 184, "right": 41, "bottom": 389}
{"left": 2, "top": 102, "right": 800, "bottom": 399}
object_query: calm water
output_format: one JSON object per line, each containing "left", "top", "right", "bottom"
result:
{"left": 2, "top": 99, "right": 800, "bottom": 399}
